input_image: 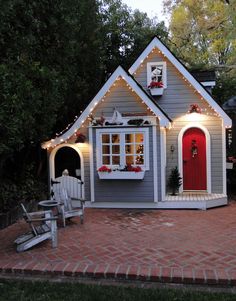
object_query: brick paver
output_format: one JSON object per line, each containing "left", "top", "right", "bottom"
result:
{"left": 1, "top": 202, "right": 236, "bottom": 285}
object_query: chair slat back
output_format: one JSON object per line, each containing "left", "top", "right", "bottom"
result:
{"left": 61, "top": 189, "right": 72, "bottom": 211}
{"left": 20, "top": 203, "right": 37, "bottom": 236}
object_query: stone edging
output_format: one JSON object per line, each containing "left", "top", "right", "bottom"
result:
{"left": 0, "top": 262, "right": 235, "bottom": 286}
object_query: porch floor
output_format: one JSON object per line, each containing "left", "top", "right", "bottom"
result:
{"left": 165, "top": 193, "right": 226, "bottom": 202}
{"left": 163, "top": 193, "right": 227, "bottom": 210}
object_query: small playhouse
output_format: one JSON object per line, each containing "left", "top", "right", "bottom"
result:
{"left": 42, "top": 37, "right": 231, "bottom": 210}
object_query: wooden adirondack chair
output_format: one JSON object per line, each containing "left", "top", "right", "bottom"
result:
{"left": 14, "top": 204, "right": 58, "bottom": 252}
{"left": 53, "top": 188, "right": 85, "bottom": 227}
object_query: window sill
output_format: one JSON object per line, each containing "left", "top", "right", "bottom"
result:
{"left": 150, "top": 87, "right": 164, "bottom": 96}
{"left": 98, "top": 171, "right": 145, "bottom": 180}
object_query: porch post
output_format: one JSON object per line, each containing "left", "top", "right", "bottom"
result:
{"left": 160, "top": 127, "right": 166, "bottom": 201}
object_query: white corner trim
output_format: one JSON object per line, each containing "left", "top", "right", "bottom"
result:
{"left": 147, "top": 62, "right": 167, "bottom": 88}
{"left": 42, "top": 66, "right": 171, "bottom": 149}
{"left": 89, "top": 127, "right": 95, "bottom": 202}
{"left": 160, "top": 127, "right": 166, "bottom": 201}
{"left": 178, "top": 123, "right": 211, "bottom": 193}
{"left": 222, "top": 125, "right": 227, "bottom": 195}
{"left": 152, "top": 125, "right": 158, "bottom": 202}
{"left": 49, "top": 143, "right": 85, "bottom": 198}
{"left": 129, "top": 37, "right": 231, "bottom": 127}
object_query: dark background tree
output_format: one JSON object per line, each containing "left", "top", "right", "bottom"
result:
{"left": 0, "top": 0, "right": 168, "bottom": 212}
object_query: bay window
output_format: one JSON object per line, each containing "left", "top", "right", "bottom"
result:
{"left": 96, "top": 128, "right": 149, "bottom": 170}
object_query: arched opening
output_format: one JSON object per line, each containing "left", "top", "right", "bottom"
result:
{"left": 54, "top": 146, "right": 81, "bottom": 178}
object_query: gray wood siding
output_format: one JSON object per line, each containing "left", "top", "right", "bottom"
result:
{"left": 92, "top": 79, "right": 152, "bottom": 118}
{"left": 133, "top": 49, "right": 216, "bottom": 120}
{"left": 93, "top": 126, "right": 155, "bottom": 202}
{"left": 134, "top": 49, "right": 224, "bottom": 194}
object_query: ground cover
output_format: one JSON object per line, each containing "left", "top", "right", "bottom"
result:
{"left": 1, "top": 280, "right": 236, "bottom": 301}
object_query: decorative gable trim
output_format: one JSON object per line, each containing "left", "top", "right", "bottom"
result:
{"left": 129, "top": 37, "right": 231, "bottom": 127}
{"left": 42, "top": 66, "right": 171, "bottom": 149}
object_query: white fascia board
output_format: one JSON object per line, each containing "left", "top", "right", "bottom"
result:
{"left": 42, "top": 66, "right": 170, "bottom": 149}
{"left": 129, "top": 37, "right": 231, "bottom": 127}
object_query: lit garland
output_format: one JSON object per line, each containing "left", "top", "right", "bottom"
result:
{"left": 43, "top": 46, "right": 230, "bottom": 149}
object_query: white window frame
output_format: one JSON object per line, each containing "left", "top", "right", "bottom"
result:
{"left": 96, "top": 128, "right": 150, "bottom": 171}
{"left": 147, "top": 62, "right": 167, "bottom": 88}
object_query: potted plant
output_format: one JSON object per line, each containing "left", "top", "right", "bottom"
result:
{"left": 148, "top": 81, "right": 164, "bottom": 96}
{"left": 168, "top": 167, "right": 182, "bottom": 195}
{"left": 75, "top": 132, "right": 86, "bottom": 143}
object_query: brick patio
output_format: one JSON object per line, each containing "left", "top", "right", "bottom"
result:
{"left": 1, "top": 202, "right": 236, "bottom": 285}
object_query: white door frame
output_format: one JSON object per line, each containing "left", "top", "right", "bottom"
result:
{"left": 178, "top": 123, "right": 211, "bottom": 193}
{"left": 49, "top": 144, "right": 85, "bottom": 198}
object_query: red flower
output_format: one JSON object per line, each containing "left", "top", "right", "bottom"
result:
{"left": 75, "top": 132, "right": 86, "bottom": 143}
{"left": 228, "top": 156, "right": 236, "bottom": 163}
{"left": 125, "top": 164, "right": 142, "bottom": 172}
{"left": 189, "top": 104, "right": 201, "bottom": 114}
{"left": 98, "top": 165, "right": 112, "bottom": 173}
{"left": 148, "top": 81, "right": 164, "bottom": 89}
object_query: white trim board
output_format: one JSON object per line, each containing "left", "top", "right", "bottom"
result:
{"left": 152, "top": 125, "right": 158, "bottom": 202}
{"left": 85, "top": 196, "right": 227, "bottom": 210}
{"left": 129, "top": 37, "right": 231, "bottom": 127}
{"left": 42, "top": 66, "right": 171, "bottom": 149}
{"left": 89, "top": 127, "right": 95, "bottom": 202}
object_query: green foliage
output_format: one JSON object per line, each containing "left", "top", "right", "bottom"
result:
{"left": 212, "top": 71, "right": 236, "bottom": 106}
{"left": 99, "top": 0, "right": 168, "bottom": 75}
{"left": 0, "top": 164, "right": 47, "bottom": 212}
{"left": 168, "top": 167, "right": 182, "bottom": 195}
{"left": 0, "top": 0, "right": 168, "bottom": 212}
{"left": 1, "top": 280, "right": 236, "bottom": 301}
{"left": 164, "top": 0, "right": 236, "bottom": 68}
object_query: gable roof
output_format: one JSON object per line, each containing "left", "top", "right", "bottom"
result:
{"left": 42, "top": 66, "right": 171, "bottom": 149}
{"left": 129, "top": 36, "right": 231, "bottom": 127}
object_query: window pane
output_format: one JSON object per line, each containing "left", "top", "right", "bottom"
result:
{"left": 102, "top": 156, "right": 110, "bottom": 165}
{"left": 112, "top": 134, "right": 120, "bottom": 143}
{"left": 112, "top": 156, "right": 120, "bottom": 165}
{"left": 135, "top": 155, "right": 144, "bottom": 165}
{"left": 151, "top": 66, "right": 162, "bottom": 82}
{"left": 102, "top": 145, "right": 110, "bottom": 154}
{"left": 136, "top": 144, "right": 144, "bottom": 154}
{"left": 125, "top": 144, "right": 134, "bottom": 154}
{"left": 112, "top": 145, "right": 120, "bottom": 154}
{"left": 125, "top": 134, "right": 134, "bottom": 143}
{"left": 126, "top": 156, "right": 134, "bottom": 165}
{"left": 102, "top": 134, "right": 110, "bottom": 143}
{"left": 135, "top": 133, "right": 144, "bottom": 143}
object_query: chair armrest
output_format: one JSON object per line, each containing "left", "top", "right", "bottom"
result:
{"left": 71, "top": 198, "right": 86, "bottom": 205}
{"left": 26, "top": 216, "right": 58, "bottom": 223}
{"left": 26, "top": 210, "right": 52, "bottom": 217}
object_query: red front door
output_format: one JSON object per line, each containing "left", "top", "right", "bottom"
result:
{"left": 183, "top": 128, "right": 207, "bottom": 190}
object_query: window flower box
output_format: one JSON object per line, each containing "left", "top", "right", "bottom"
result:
{"left": 150, "top": 87, "right": 164, "bottom": 96}
{"left": 98, "top": 170, "right": 145, "bottom": 180}
{"left": 148, "top": 81, "right": 164, "bottom": 96}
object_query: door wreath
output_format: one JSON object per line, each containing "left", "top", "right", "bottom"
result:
{"left": 191, "top": 140, "right": 198, "bottom": 158}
